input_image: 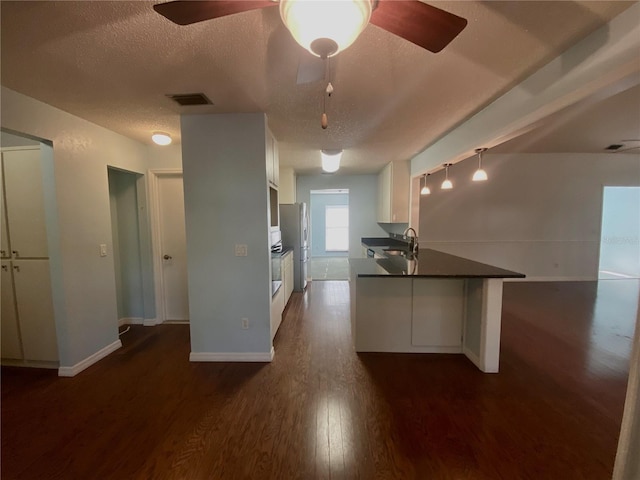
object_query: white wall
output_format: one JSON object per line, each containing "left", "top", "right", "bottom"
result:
{"left": 0, "top": 87, "right": 180, "bottom": 368}
{"left": 296, "top": 175, "right": 388, "bottom": 258}
{"left": 181, "top": 113, "right": 272, "bottom": 356}
{"left": 418, "top": 153, "right": 640, "bottom": 280}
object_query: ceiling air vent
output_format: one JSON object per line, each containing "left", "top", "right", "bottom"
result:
{"left": 166, "top": 93, "right": 213, "bottom": 106}
{"left": 605, "top": 144, "right": 624, "bottom": 151}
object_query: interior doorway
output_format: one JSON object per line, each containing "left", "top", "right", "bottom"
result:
{"left": 598, "top": 186, "right": 640, "bottom": 279}
{"left": 108, "top": 168, "right": 145, "bottom": 326}
{"left": 149, "top": 170, "right": 189, "bottom": 323}
{"left": 309, "top": 189, "right": 350, "bottom": 281}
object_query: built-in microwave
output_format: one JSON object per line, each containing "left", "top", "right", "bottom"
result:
{"left": 270, "top": 229, "right": 282, "bottom": 251}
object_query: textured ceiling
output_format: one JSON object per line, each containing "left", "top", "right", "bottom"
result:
{"left": 0, "top": 1, "right": 635, "bottom": 174}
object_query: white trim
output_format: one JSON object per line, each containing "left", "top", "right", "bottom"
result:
{"left": 189, "top": 347, "right": 275, "bottom": 363}
{"left": 147, "top": 168, "right": 184, "bottom": 325}
{"left": 118, "top": 317, "right": 144, "bottom": 327}
{"left": 505, "top": 276, "right": 597, "bottom": 282}
{"left": 479, "top": 278, "right": 503, "bottom": 373}
{"left": 58, "top": 340, "right": 122, "bottom": 377}
{"left": 0, "top": 146, "right": 41, "bottom": 152}
{"left": 463, "top": 346, "right": 481, "bottom": 370}
{"left": 143, "top": 318, "right": 160, "bottom": 326}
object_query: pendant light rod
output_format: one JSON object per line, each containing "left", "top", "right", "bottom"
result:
{"left": 420, "top": 173, "right": 431, "bottom": 195}
{"left": 473, "top": 147, "right": 488, "bottom": 182}
{"left": 441, "top": 163, "right": 453, "bottom": 190}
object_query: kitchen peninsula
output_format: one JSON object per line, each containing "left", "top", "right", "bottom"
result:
{"left": 350, "top": 240, "right": 525, "bottom": 373}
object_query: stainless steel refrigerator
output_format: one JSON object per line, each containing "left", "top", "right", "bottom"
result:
{"left": 280, "top": 203, "right": 309, "bottom": 291}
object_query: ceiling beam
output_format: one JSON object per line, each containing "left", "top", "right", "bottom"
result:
{"left": 411, "top": 2, "right": 640, "bottom": 176}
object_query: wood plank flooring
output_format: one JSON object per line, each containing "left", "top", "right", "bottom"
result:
{"left": 1, "top": 280, "right": 637, "bottom": 479}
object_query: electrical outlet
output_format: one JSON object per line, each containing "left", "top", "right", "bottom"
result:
{"left": 235, "top": 244, "right": 248, "bottom": 257}
{"left": 241, "top": 318, "right": 249, "bottom": 330}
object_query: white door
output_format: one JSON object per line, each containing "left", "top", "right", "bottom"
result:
{"left": 158, "top": 174, "right": 189, "bottom": 321}
{"left": 2, "top": 148, "right": 49, "bottom": 258}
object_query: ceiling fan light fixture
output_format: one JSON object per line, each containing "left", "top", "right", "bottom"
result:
{"left": 321, "top": 149, "right": 342, "bottom": 173}
{"left": 280, "top": 0, "right": 372, "bottom": 58}
{"left": 151, "top": 132, "right": 172, "bottom": 146}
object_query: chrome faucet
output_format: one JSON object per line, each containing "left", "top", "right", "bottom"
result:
{"left": 403, "top": 227, "right": 418, "bottom": 254}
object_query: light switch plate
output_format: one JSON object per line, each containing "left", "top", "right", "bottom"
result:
{"left": 235, "top": 244, "right": 248, "bottom": 257}
{"left": 99, "top": 244, "right": 107, "bottom": 257}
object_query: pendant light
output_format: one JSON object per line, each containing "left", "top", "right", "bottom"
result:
{"left": 472, "top": 148, "right": 488, "bottom": 181}
{"left": 420, "top": 173, "right": 431, "bottom": 195}
{"left": 441, "top": 164, "right": 453, "bottom": 190}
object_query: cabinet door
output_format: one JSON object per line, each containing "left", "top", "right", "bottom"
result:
{"left": 0, "top": 154, "right": 11, "bottom": 259}
{"left": 377, "top": 163, "right": 391, "bottom": 222}
{"left": 13, "top": 259, "right": 58, "bottom": 362}
{"left": 3, "top": 148, "right": 49, "bottom": 258}
{"left": 1, "top": 262, "right": 23, "bottom": 360}
{"left": 285, "top": 253, "right": 294, "bottom": 304}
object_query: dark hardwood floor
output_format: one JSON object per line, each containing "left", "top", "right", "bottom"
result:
{"left": 2, "top": 280, "right": 637, "bottom": 479}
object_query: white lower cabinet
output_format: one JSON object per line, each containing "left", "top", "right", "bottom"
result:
{"left": 411, "top": 279, "right": 464, "bottom": 348}
{"left": 1, "top": 259, "right": 58, "bottom": 363}
{"left": 283, "top": 251, "right": 294, "bottom": 306}
{"left": 270, "top": 285, "right": 284, "bottom": 341}
{"left": 354, "top": 277, "right": 464, "bottom": 353}
{"left": 1, "top": 262, "right": 22, "bottom": 359}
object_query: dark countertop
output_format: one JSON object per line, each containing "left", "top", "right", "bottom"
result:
{"left": 361, "top": 237, "right": 408, "bottom": 248}
{"left": 351, "top": 248, "right": 526, "bottom": 279}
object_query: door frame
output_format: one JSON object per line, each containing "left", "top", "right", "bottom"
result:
{"left": 147, "top": 168, "right": 184, "bottom": 325}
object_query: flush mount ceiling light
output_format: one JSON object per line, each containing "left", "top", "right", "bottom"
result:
{"left": 420, "top": 173, "right": 431, "bottom": 195}
{"left": 151, "top": 132, "right": 172, "bottom": 146}
{"left": 280, "top": 0, "right": 373, "bottom": 58}
{"left": 441, "top": 164, "right": 453, "bottom": 190}
{"left": 321, "top": 149, "right": 342, "bottom": 173}
{"left": 472, "top": 148, "right": 488, "bottom": 181}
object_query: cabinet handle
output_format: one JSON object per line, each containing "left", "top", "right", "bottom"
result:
{"left": 0, "top": 250, "right": 5, "bottom": 256}
{"left": 13, "top": 265, "right": 20, "bottom": 272}
{"left": 12, "top": 250, "right": 19, "bottom": 257}
{"left": 1, "top": 265, "right": 7, "bottom": 271}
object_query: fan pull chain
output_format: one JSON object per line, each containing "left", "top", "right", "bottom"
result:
{"left": 321, "top": 56, "right": 333, "bottom": 130}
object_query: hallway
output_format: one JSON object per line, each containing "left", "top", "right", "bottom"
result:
{"left": 1, "top": 280, "right": 636, "bottom": 479}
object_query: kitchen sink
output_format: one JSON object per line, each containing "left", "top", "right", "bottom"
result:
{"left": 383, "top": 249, "right": 407, "bottom": 256}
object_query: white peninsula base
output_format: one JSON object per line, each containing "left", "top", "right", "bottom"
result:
{"left": 350, "top": 276, "right": 505, "bottom": 373}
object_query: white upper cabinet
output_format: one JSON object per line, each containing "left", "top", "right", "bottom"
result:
{"left": 377, "top": 160, "right": 410, "bottom": 223}
{"left": 266, "top": 128, "right": 279, "bottom": 187}
{"left": 279, "top": 167, "right": 296, "bottom": 204}
{"left": 2, "top": 148, "right": 49, "bottom": 258}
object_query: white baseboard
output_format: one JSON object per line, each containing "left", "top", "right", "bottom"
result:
{"left": 189, "top": 347, "right": 275, "bottom": 363}
{"left": 58, "top": 340, "right": 122, "bottom": 377}
{"left": 505, "top": 275, "right": 596, "bottom": 282}
{"left": 118, "top": 317, "right": 144, "bottom": 327}
{"left": 143, "top": 318, "right": 159, "bottom": 326}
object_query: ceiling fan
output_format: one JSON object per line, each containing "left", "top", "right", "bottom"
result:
{"left": 153, "top": 0, "right": 467, "bottom": 58}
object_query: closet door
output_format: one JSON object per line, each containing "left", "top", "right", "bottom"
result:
{"left": 12, "top": 260, "right": 58, "bottom": 362}
{"left": 1, "top": 262, "right": 22, "bottom": 360}
{"left": 0, "top": 154, "right": 11, "bottom": 259}
{"left": 3, "top": 149, "right": 49, "bottom": 258}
